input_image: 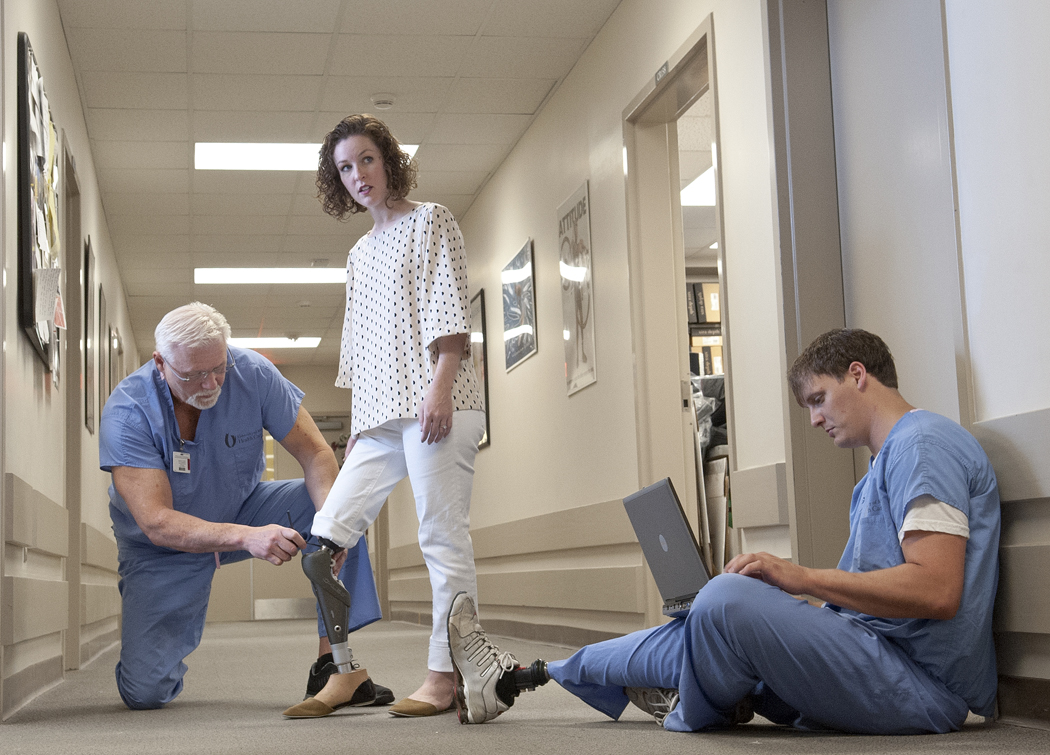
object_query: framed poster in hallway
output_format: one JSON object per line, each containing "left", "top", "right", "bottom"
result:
{"left": 502, "top": 239, "right": 537, "bottom": 372}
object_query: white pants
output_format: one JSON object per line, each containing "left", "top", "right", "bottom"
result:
{"left": 312, "top": 411, "right": 485, "bottom": 671}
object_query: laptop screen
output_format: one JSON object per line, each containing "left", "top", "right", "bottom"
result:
{"left": 623, "top": 478, "right": 710, "bottom": 604}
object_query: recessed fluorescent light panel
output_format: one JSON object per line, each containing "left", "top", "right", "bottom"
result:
{"left": 228, "top": 337, "right": 321, "bottom": 349}
{"left": 195, "top": 142, "right": 418, "bottom": 170}
{"left": 681, "top": 166, "right": 716, "bottom": 207}
{"left": 195, "top": 268, "right": 345, "bottom": 284}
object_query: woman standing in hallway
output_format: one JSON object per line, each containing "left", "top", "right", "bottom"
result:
{"left": 297, "top": 114, "right": 486, "bottom": 718}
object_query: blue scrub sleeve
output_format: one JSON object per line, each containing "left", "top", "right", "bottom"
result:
{"left": 885, "top": 438, "right": 972, "bottom": 521}
{"left": 99, "top": 403, "right": 166, "bottom": 473}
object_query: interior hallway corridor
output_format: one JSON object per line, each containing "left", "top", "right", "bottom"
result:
{"left": 2, "top": 620, "right": 1049, "bottom": 754}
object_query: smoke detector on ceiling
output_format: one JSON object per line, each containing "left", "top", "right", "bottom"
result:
{"left": 371, "top": 93, "right": 396, "bottom": 110}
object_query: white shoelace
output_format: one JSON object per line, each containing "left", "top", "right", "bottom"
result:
{"left": 462, "top": 625, "right": 518, "bottom": 678}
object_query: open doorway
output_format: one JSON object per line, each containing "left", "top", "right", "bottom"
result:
{"left": 622, "top": 18, "right": 733, "bottom": 584}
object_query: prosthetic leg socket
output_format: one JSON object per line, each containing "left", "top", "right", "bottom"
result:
{"left": 302, "top": 538, "right": 357, "bottom": 673}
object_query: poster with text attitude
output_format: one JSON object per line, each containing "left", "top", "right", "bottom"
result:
{"left": 558, "top": 181, "right": 597, "bottom": 394}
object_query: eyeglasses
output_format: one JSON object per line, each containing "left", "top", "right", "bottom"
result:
{"left": 167, "top": 351, "right": 236, "bottom": 383}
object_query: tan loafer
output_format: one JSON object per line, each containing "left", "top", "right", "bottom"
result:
{"left": 388, "top": 698, "right": 455, "bottom": 717}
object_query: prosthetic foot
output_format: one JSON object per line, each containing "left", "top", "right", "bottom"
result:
{"left": 495, "top": 659, "right": 551, "bottom": 707}
{"left": 448, "top": 591, "right": 550, "bottom": 724}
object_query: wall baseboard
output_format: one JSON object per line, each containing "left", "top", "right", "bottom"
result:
{"left": 388, "top": 608, "right": 611, "bottom": 649}
{"left": 998, "top": 675, "right": 1050, "bottom": 729}
{"left": 1, "top": 655, "right": 63, "bottom": 721}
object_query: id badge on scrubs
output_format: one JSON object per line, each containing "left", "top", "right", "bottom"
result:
{"left": 173, "top": 451, "right": 191, "bottom": 473}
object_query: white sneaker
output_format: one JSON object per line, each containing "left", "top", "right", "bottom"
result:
{"left": 447, "top": 592, "right": 518, "bottom": 724}
{"left": 624, "top": 687, "right": 680, "bottom": 726}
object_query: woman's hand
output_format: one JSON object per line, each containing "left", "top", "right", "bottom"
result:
{"left": 419, "top": 387, "right": 454, "bottom": 444}
{"left": 418, "top": 333, "right": 469, "bottom": 444}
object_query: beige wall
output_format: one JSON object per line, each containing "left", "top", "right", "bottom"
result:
{"left": 1, "top": 0, "right": 129, "bottom": 717}
{"left": 383, "top": 0, "right": 790, "bottom": 635}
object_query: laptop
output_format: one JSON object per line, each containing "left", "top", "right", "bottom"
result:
{"left": 623, "top": 477, "right": 710, "bottom": 618}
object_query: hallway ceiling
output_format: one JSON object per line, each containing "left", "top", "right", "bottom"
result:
{"left": 57, "top": 0, "right": 622, "bottom": 365}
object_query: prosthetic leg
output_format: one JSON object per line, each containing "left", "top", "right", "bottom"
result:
{"left": 301, "top": 537, "right": 357, "bottom": 674}
{"left": 283, "top": 538, "right": 372, "bottom": 718}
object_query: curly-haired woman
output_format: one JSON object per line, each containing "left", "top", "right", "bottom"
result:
{"left": 300, "top": 114, "right": 486, "bottom": 718}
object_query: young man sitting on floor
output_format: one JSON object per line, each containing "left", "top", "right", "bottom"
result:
{"left": 447, "top": 329, "right": 1000, "bottom": 734}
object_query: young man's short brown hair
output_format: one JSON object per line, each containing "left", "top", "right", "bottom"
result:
{"left": 788, "top": 328, "right": 898, "bottom": 404}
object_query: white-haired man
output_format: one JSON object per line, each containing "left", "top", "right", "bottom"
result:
{"left": 100, "top": 302, "right": 390, "bottom": 710}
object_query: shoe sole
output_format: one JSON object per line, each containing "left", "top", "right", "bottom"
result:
{"left": 448, "top": 593, "right": 472, "bottom": 724}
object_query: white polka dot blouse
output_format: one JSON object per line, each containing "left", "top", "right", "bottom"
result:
{"left": 336, "top": 202, "right": 484, "bottom": 435}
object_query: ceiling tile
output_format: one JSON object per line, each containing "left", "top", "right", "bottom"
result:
{"left": 92, "top": 141, "right": 190, "bottom": 171}
{"left": 86, "top": 109, "right": 190, "bottom": 142}
{"left": 191, "top": 0, "right": 342, "bottom": 33}
{"left": 462, "top": 36, "right": 587, "bottom": 79}
{"left": 121, "top": 267, "right": 193, "bottom": 285}
{"left": 105, "top": 192, "right": 191, "bottom": 217}
{"left": 483, "top": 0, "right": 621, "bottom": 38}
{"left": 285, "top": 215, "right": 350, "bottom": 236}
{"left": 280, "top": 235, "right": 360, "bottom": 255}
{"left": 427, "top": 113, "right": 531, "bottom": 144}
{"left": 109, "top": 214, "right": 190, "bottom": 236}
{"left": 191, "top": 193, "right": 295, "bottom": 216}
{"left": 190, "top": 171, "right": 301, "bottom": 195}
{"left": 414, "top": 143, "right": 508, "bottom": 173}
{"left": 190, "top": 235, "right": 284, "bottom": 253}
{"left": 192, "top": 74, "right": 323, "bottom": 111}
{"left": 97, "top": 168, "right": 190, "bottom": 195}
{"left": 319, "top": 76, "right": 453, "bottom": 114}
{"left": 444, "top": 77, "right": 555, "bottom": 114}
{"left": 58, "top": 0, "right": 188, "bottom": 30}
{"left": 328, "top": 35, "right": 473, "bottom": 78}
{"left": 82, "top": 72, "right": 189, "bottom": 110}
{"left": 312, "top": 111, "right": 436, "bottom": 143}
{"left": 66, "top": 28, "right": 187, "bottom": 72}
{"left": 191, "top": 215, "right": 287, "bottom": 236}
{"left": 125, "top": 281, "right": 194, "bottom": 298}
{"left": 191, "top": 110, "right": 316, "bottom": 142}
{"left": 110, "top": 234, "right": 191, "bottom": 254}
{"left": 338, "top": 0, "right": 491, "bottom": 35}
{"left": 415, "top": 171, "right": 489, "bottom": 195}
{"left": 190, "top": 252, "right": 287, "bottom": 268}
{"left": 191, "top": 32, "right": 331, "bottom": 75}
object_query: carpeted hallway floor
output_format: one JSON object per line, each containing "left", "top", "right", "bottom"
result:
{"left": 2, "top": 619, "right": 1049, "bottom": 755}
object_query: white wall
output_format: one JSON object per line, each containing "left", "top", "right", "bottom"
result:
{"left": 827, "top": 0, "right": 963, "bottom": 421}
{"left": 945, "top": 0, "right": 1050, "bottom": 422}
{"left": 3, "top": 0, "right": 133, "bottom": 534}
{"left": 2, "top": 0, "right": 134, "bottom": 712}
{"left": 381, "top": 0, "right": 784, "bottom": 555}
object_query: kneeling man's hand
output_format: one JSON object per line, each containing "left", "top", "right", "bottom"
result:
{"left": 246, "top": 524, "right": 308, "bottom": 566}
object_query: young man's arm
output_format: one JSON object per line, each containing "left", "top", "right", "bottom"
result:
{"left": 112, "top": 466, "right": 306, "bottom": 565}
{"left": 724, "top": 530, "right": 966, "bottom": 620}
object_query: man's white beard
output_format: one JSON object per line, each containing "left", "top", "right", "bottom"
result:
{"left": 186, "top": 386, "right": 221, "bottom": 410}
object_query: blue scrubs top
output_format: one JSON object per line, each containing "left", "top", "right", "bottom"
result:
{"left": 100, "top": 345, "right": 304, "bottom": 549}
{"left": 834, "top": 410, "right": 1000, "bottom": 716}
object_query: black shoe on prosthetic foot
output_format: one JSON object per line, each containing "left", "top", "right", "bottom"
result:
{"left": 494, "top": 659, "right": 550, "bottom": 708}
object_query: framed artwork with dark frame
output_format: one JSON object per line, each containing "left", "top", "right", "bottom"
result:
{"left": 502, "top": 239, "right": 537, "bottom": 372}
{"left": 470, "top": 289, "right": 490, "bottom": 449}
{"left": 98, "top": 286, "right": 108, "bottom": 412}
{"left": 84, "top": 238, "right": 95, "bottom": 433}
{"left": 17, "top": 32, "right": 62, "bottom": 369}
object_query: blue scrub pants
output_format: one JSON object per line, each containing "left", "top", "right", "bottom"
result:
{"left": 114, "top": 479, "right": 381, "bottom": 710}
{"left": 548, "top": 574, "right": 969, "bottom": 734}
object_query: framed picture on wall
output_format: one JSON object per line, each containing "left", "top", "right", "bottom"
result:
{"left": 502, "top": 239, "right": 537, "bottom": 372}
{"left": 470, "top": 289, "right": 490, "bottom": 449}
{"left": 558, "top": 181, "right": 597, "bottom": 395}
{"left": 16, "top": 32, "right": 62, "bottom": 369}
{"left": 98, "top": 286, "right": 108, "bottom": 411}
{"left": 109, "top": 327, "right": 124, "bottom": 392}
{"left": 84, "top": 238, "right": 95, "bottom": 433}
